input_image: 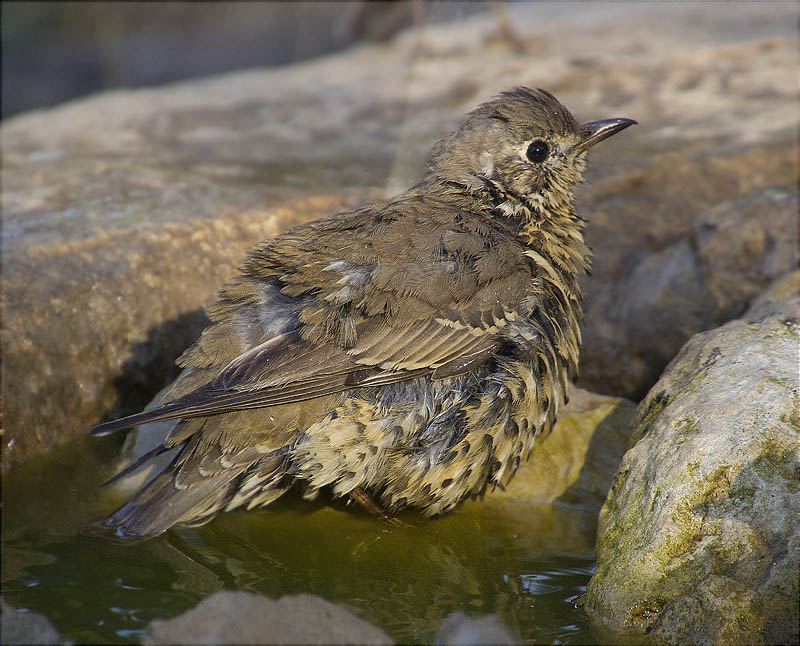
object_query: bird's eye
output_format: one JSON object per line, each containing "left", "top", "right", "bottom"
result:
{"left": 526, "top": 140, "right": 549, "bottom": 163}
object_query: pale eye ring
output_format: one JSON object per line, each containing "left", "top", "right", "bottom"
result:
{"left": 526, "top": 140, "right": 550, "bottom": 163}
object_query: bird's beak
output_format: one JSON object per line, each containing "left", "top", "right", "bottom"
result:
{"left": 574, "top": 118, "right": 637, "bottom": 153}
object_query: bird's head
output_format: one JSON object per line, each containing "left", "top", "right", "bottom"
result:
{"left": 425, "top": 87, "right": 635, "bottom": 213}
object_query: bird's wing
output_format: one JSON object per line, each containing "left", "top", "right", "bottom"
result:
{"left": 89, "top": 308, "right": 505, "bottom": 437}
{"left": 208, "top": 239, "right": 533, "bottom": 394}
{"left": 90, "top": 206, "right": 537, "bottom": 436}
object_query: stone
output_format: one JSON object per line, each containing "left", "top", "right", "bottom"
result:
{"left": 745, "top": 269, "right": 800, "bottom": 321}
{"left": 695, "top": 189, "right": 797, "bottom": 321}
{"left": 2, "top": 3, "right": 796, "bottom": 470}
{"left": 435, "top": 611, "right": 522, "bottom": 645}
{"left": 580, "top": 184, "right": 797, "bottom": 401}
{"left": 143, "top": 591, "right": 393, "bottom": 645}
{"left": 583, "top": 271, "right": 800, "bottom": 645}
{"left": 0, "top": 597, "right": 66, "bottom": 645}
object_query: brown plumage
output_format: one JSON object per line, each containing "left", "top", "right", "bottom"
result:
{"left": 90, "top": 88, "right": 635, "bottom": 537}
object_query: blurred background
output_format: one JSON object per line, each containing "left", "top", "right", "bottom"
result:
{"left": 2, "top": 1, "right": 496, "bottom": 119}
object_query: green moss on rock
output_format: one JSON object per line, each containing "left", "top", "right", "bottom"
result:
{"left": 584, "top": 276, "right": 800, "bottom": 645}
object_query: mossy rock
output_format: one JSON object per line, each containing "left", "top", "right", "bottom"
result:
{"left": 584, "top": 272, "right": 800, "bottom": 645}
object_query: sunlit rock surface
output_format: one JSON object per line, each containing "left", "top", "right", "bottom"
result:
{"left": 584, "top": 271, "right": 800, "bottom": 645}
{"left": 2, "top": 5, "right": 795, "bottom": 475}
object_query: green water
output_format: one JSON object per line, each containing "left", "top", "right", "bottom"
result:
{"left": 2, "top": 437, "right": 603, "bottom": 644}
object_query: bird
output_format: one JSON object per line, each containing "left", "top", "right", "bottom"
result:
{"left": 90, "top": 87, "right": 635, "bottom": 537}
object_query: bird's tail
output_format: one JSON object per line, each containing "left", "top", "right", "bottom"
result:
{"left": 101, "top": 455, "right": 244, "bottom": 538}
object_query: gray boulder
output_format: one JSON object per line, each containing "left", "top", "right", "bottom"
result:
{"left": 580, "top": 184, "right": 797, "bottom": 400}
{"left": 583, "top": 271, "right": 800, "bottom": 645}
{"left": 144, "top": 591, "right": 393, "bottom": 645}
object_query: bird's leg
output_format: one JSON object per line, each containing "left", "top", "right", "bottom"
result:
{"left": 348, "top": 486, "right": 392, "bottom": 519}
{"left": 348, "top": 487, "right": 410, "bottom": 527}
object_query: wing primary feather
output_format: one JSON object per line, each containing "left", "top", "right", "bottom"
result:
{"left": 90, "top": 305, "right": 509, "bottom": 437}
{"left": 89, "top": 401, "right": 202, "bottom": 436}
{"left": 101, "top": 443, "right": 175, "bottom": 487}
{"left": 89, "top": 366, "right": 434, "bottom": 436}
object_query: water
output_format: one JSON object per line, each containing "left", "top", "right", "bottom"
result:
{"left": 2, "top": 437, "right": 603, "bottom": 644}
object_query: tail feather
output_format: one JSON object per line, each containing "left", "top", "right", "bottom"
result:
{"left": 102, "top": 443, "right": 174, "bottom": 487}
{"left": 104, "top": 462, "right": 245, "bottom": 538}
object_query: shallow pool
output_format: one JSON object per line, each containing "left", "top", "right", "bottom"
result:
{"left": 2, "top": 436, "right": 605, "bottom": 644}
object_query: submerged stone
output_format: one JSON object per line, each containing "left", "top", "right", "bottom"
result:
{"left": 0, "top": 597, "right": 66, "bottom": 646}
{"left": 435, "top": 611, "right": 522, "bottom": 645}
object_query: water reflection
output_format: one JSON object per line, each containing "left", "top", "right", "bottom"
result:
{"left": 2, "top": 437, "right": 601, "bottom": 644}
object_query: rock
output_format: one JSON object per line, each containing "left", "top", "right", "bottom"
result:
{"left": 695, "top": 189, "right": 797, "bottom": 321}
{"left": 2, "top": 3, "right": 796, "bottom": 470}
{"left": 0, "top": 597, "right": 66, "bottom": 645}
{"left": 583, "top": 272, "right": 800, "bottom": 645}
{"left": 435, "top": 611, "right": 522, "bottom": 645}
{"left": 580, "top": 183, "right": 797, "bottom": 401}
{"left": 745, "top": 270, "right": 800, "bottom": 321}
{"left": 143, "top": 591, "right": 393, "bottom": 645}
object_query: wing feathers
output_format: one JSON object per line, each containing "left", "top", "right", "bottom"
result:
{"left": 90, "top": 304, "right": 518, "bottom": 437}
{"left": 91, "top": 281, "right": 524, "bottom": 437}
